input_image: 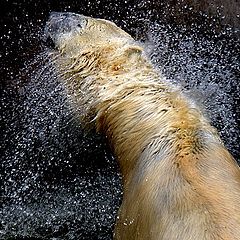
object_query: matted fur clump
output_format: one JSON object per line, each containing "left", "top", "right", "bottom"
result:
{"left": 45, "top": 12, "right": 240, "bottom": 240}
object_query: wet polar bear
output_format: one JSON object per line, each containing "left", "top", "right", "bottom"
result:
{"left": 44, "top": 12, "right": 240, "bottom": 240}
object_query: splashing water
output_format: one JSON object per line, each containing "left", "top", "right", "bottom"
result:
{"left": 1, "top": 15, "right": 239, "bottom": 240}
{"left": 1, "top": 52, "right": 122, "bottom": 239}
{"left": 146, "top": 23, "right": 239, "bottom": 160}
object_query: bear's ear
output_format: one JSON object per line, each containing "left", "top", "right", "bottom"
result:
{"left": 124, "top": 45, "right": 143, "bottom": 56}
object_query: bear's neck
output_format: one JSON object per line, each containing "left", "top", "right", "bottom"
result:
{"left": 95, "top": 63, "right": 217, "bottom": 186}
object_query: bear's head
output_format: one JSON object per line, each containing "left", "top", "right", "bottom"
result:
{"left": 44, "top": 12, "right": 142, "bottom": 60}
{"left": 44, "top": 12, "right": 150, "bottom": 128}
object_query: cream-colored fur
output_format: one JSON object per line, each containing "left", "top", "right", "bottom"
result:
{"left": 45, "top": 13, "right": 240, "bottom": 239}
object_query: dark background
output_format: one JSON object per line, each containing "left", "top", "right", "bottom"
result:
{"left": 1, "top": 0, "right": 239, "bottom": 86}
{"left": 1, "top": 0, "right": 239, "bottom": 239}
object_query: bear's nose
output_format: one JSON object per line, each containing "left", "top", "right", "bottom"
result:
{"left": 47, "top": 12, "right": 82, "bottom": 34}
{"left": 44, "top": 12, "right": 87, "bottom": 47}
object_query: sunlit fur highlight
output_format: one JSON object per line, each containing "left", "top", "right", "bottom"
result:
{"left": 47, "top": 14, "right": 240, "bottom": 240}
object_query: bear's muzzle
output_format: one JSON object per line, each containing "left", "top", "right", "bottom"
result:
{"left": 44, "top": 12, "right": 87, "bottom": 48}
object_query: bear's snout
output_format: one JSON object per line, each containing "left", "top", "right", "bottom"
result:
{"left": 44, "top": 12, "right": 87, "bottom": 47}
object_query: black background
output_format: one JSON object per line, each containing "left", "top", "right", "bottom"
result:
{"left": 0, "top": 1, "right": 239, "bottom": 239}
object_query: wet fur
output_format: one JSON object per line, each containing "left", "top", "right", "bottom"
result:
{"left": 47, "top": 14, "right": 240, "bottom": 240}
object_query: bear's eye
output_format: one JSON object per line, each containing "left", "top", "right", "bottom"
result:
{"left": 76, "top": 19, "right": 87, "bottom": 30}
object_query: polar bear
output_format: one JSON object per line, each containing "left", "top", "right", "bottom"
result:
{"left": 44, "top": 12, "right": 240, "bottom": 240}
